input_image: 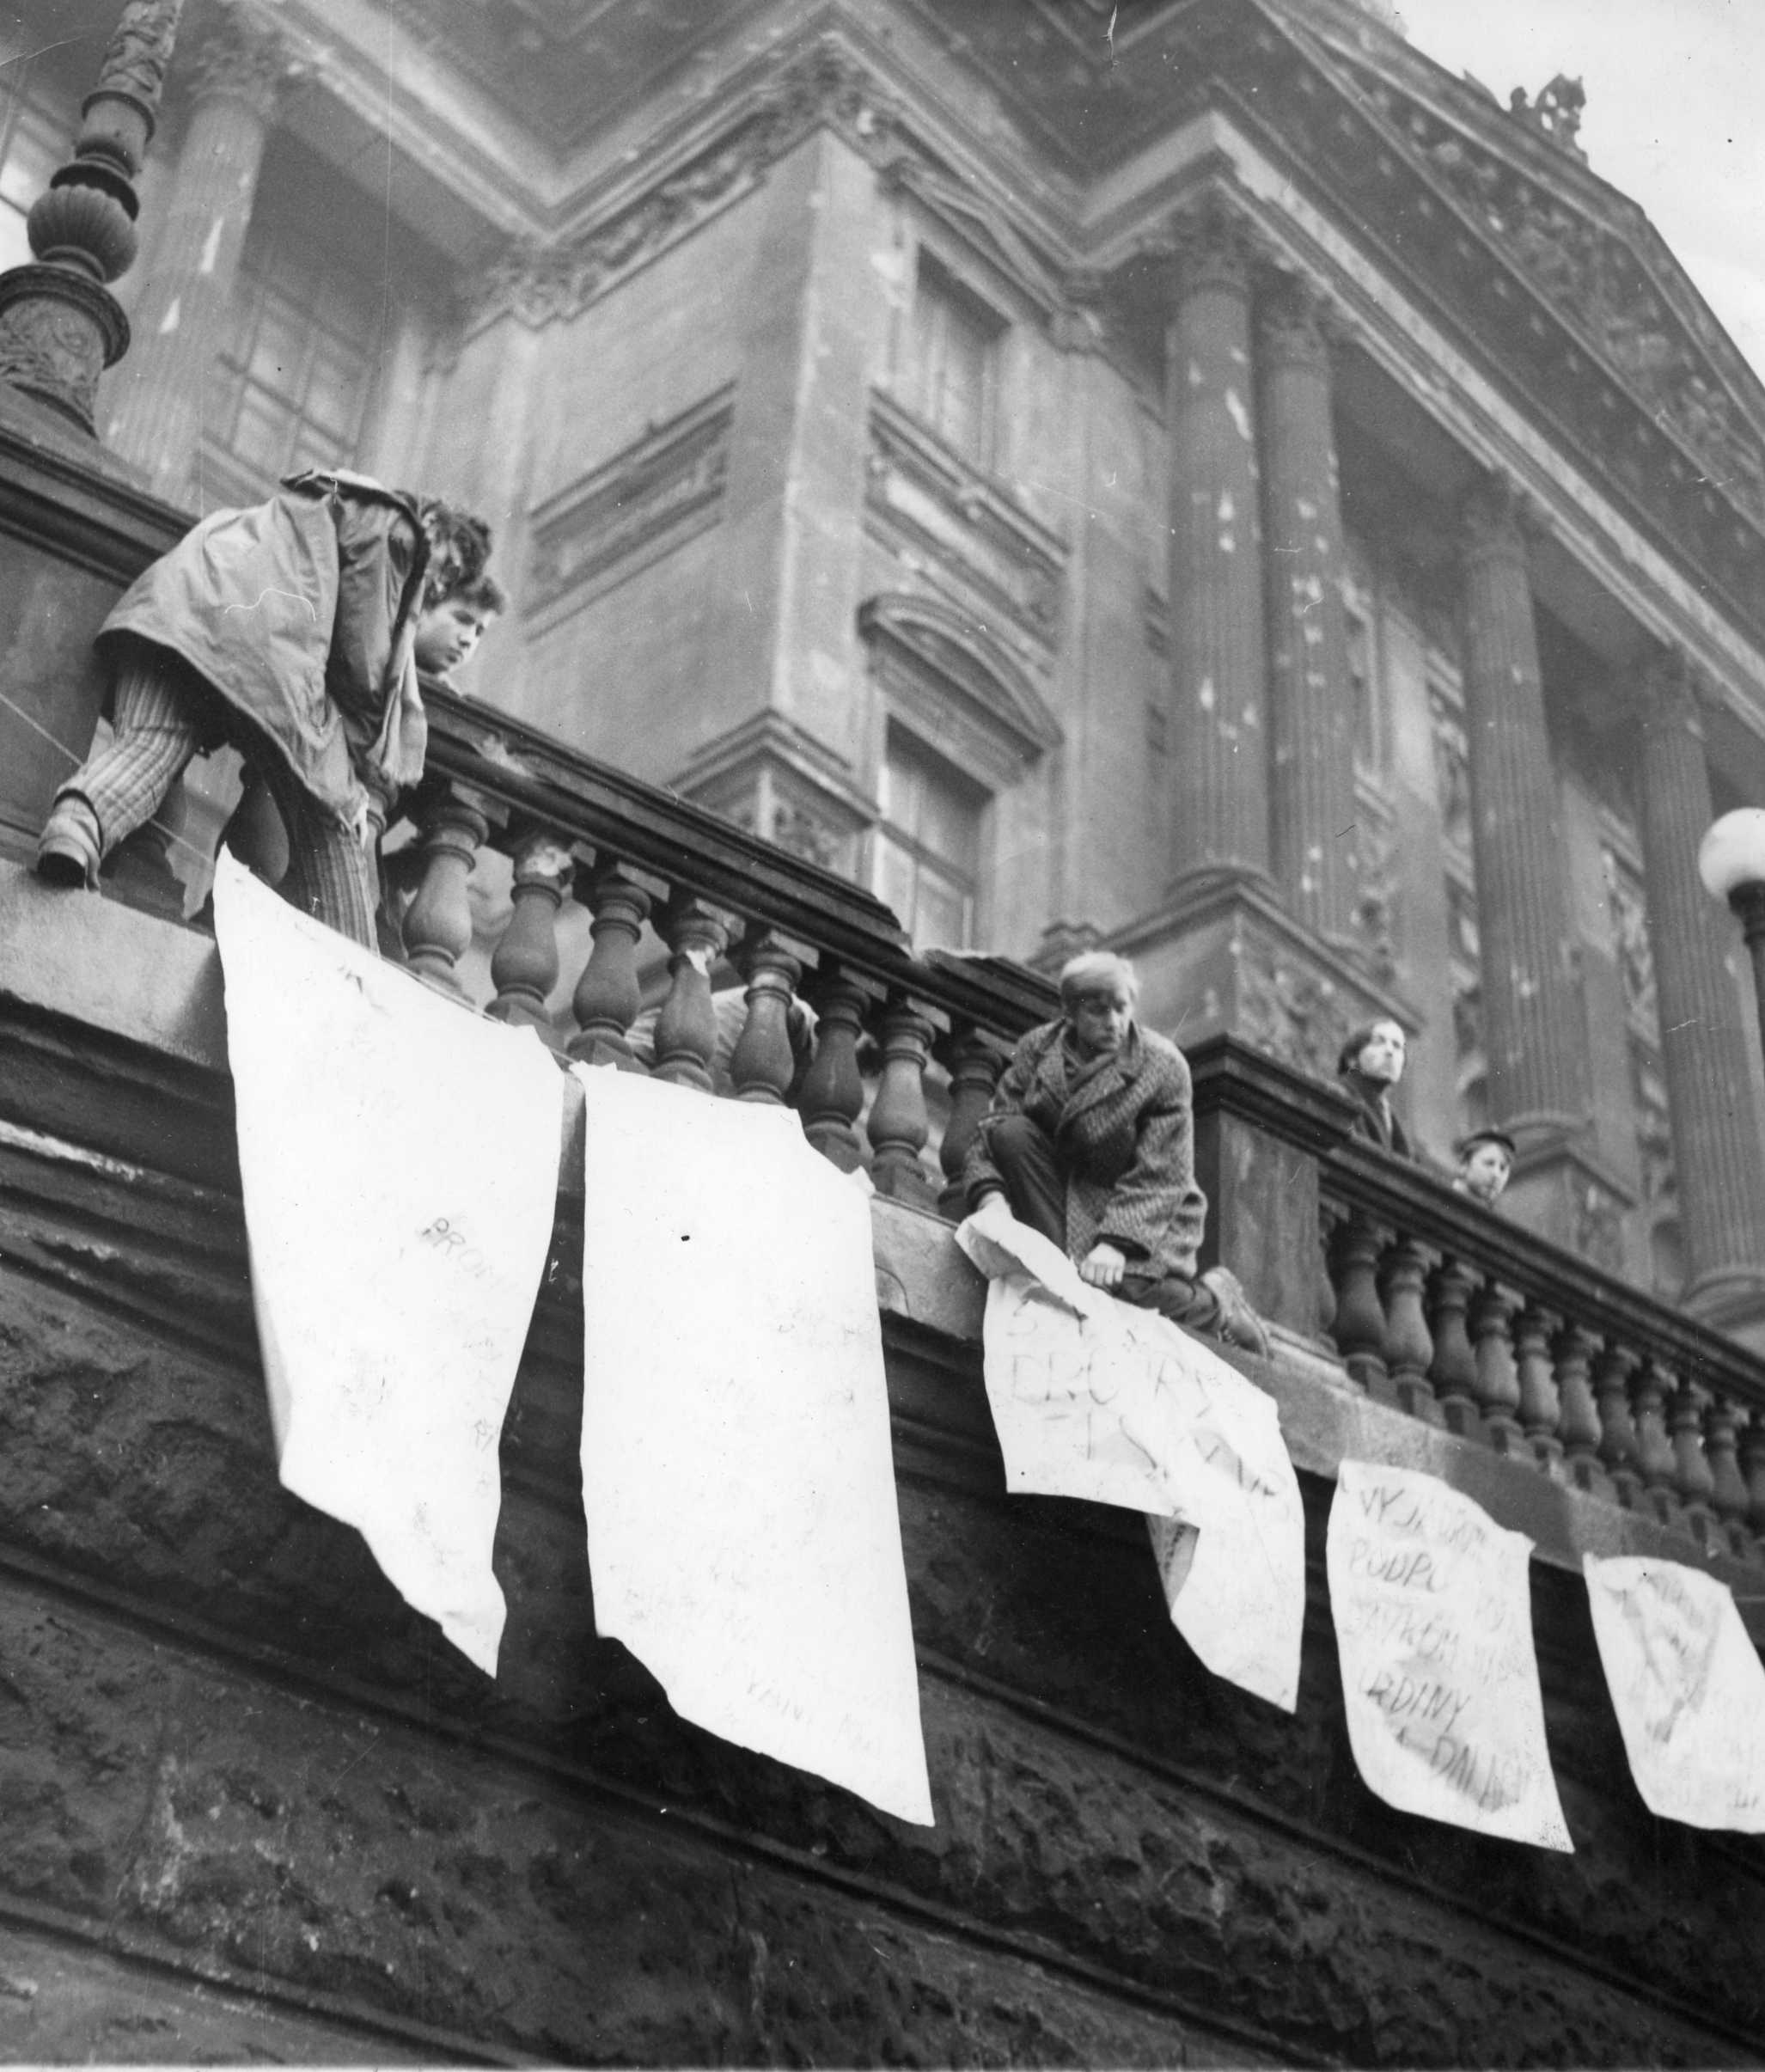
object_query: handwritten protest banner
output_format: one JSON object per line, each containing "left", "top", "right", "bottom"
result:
{"left": 1328, "top": 1461, "right": 1571, "bottom": 1850}
{"left": 961, "top": 1208, "right": 1303, "bottom": 1710}
{"left": 1584, "top": 1556, "right": 1765, "bottom": 1832}
{"left": 575, "top": 1064, "right": 932, "bottom": 1826}
{"left": 213, "top": 852, "right": 561, "bottom": 1677}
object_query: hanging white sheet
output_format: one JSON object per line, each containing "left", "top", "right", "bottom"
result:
{"left": 573, "top": 1064, "right": 932, "bottom": 1826}
{"left": 1584, "top": 1554, "right": 1765, "bottom": 1832}
{"left": 958, "top": 1206, "right": 1304, "bottom": 1711}
{"left": 212, "top": 851, "right": 563, "bottom": 1677}
{"left": 1327, "top": 1460, "right": 1572, "bottom": 1851}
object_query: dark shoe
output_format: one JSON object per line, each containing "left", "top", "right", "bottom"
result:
{"left": 1201, "top": 1265, "right": 1271, "bottom": 1359}
{"left": 35, "top": 798, "right": 101, "bottom": 889}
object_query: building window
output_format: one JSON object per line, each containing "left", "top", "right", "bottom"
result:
{"left": 874, "top": 726, "right": 985, "bottom": 952}
{"left": 0, "top": 44, "right": 72, "bottom": 275}
{"left": 907, "top": 252, "right": 1002, "bottom": 468}
{"left": 205, "top": 210, "right": 380, "bottom": 495}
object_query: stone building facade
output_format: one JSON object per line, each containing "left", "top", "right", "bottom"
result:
{"left": 6, "top": 2, "right": 1765, "bottom": 2061}
{"left": 9, "top": 0, "right": 1765, "bottom": 1323}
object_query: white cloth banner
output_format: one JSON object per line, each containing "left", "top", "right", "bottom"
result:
{"left": 1584, "top": 1555, "right": 1765, "bottom": 1832}
{"left": 212, "top": 851, "right": 562, "bottom": 1677}
{"left": 1328, "top": 1461, "right": 1572, "bottom": 1851}
{"left": 959, "top": 1208, "right": 1304, "bottom": 1711}
{"left": 573, "top": 1064, "right": 932, "bottom": 1826}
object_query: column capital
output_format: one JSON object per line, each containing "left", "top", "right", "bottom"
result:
{"left": 180, "top": 0, "right": 301, "bottom": 120}
{"left": 1255, "top": 272, "right": 1334, "bottom": 370}
{"left": 1458, "top": 469, "right": 1538, "bottom": 565}
{"left": 1636, "top": 643, "right": 1724, "bottom": 742}
{"left": 1049, "top": 266, "right": 1110, "bottom": 355}
{"left": 1163, "top": 198, "right": 1260, "bottom": 302}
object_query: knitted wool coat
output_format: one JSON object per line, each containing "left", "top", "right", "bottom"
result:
{"left": 965, "top": 1018, "right": 1208, "bottom": 1280}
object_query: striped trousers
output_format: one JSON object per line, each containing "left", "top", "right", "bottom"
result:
{"left": 57, "top": 642, "right": 381, "bottom": 948}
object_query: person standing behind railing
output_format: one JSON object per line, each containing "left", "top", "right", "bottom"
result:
{"left": 1335, "top": 1018, "right": 1415, "bottom": 1158}
{"left": 962, "top": 950, "right": 1269, "bottom": 1355}
{"left": 34, "top": 468, "right": 502, "bottom": 950}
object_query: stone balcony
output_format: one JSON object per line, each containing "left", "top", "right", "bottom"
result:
{"left": 3, "top": 392, "right": 1765, "bottom": 2062}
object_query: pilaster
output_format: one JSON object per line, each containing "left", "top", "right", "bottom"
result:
{"left": 104, "top": 2, "right": 295, "bottom": 502}
{"left": 1162, "top": 205, "right": 1271, "bottom": 892}
{"left": 1256, "top": 272, "right": 1358, "bottom": 941}
{"left": 1636, "top": 649, "right": 1765, "bottom": 1335}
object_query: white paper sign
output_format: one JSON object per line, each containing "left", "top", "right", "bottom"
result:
{"left": 1584, "top": 1555, "right": 1765, "bottom": 1832}
{"left": 955, "top": 1195, "right": 1096, "bottom": 1316}
{"left": 974, "top": 1268, "right": 1304, "bottom": 1710}
{"left": 573, "top": 1064, "right": 932, "bottom": 1826}
{"left": 212, "top": 851, "right": 562, "bottom": 1676}
{"left": 1328, "top": 1461, "right": 1572, "bottom": 1851}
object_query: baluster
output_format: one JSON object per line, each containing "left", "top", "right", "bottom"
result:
{"left": 567, "top": 862, "right": 658, "bottom": 1065}
{"left": 1327, "top": 1210, "right": 1389, "bottom": 1392}
{"left": 1630, "top": 1360, "right": 1680, "bottom": 1525}
{"left": 868, "top": 993, "right": 944, "bottom": 1204}
{"left": 1315, "top": 1200, "right": 1340, "bottom": 1342}
{"left": 402, "top": 788, "right": 492, "bottom": 996}
{"left": 797, "top": 967, "right": 878, "bottom": 1173}
{"left": 730, "top": 927, "right": 806, "bottom": 1104}
{"left": 651, "top": 893, "right": 729, "bottom": 1091}
{"left": 1703, "top": 1395, "right": 1751, "bottom": 1557}
{"left": 487, "top": 830, "right": 574, "bottom": 1031}
{"left": 1513, "top": 1305, "right": 1562, "bottom": 1474}
{"left": 937, "top": 1023, "right": 1010, "bottom": 1216}
{"left": 1592, "top": 1344, "right": 1641, "bottom": 1507}
{"left": 1468, "top": 1281, "right": 1524, "bottom": 1458}
{"left": 1425, "top": 1257, "right": 1480, "bottom": 1438}
{"left": 218, "top": 764, "right": 289, "bottom": 884}
{"left": 1380, "top": 1237, "right": 1437, "bottom": 1424}
{"left": 1738, "top": 1412, "right": 1765, "bottom": 1552}
{"left": 1669, "top": 1378, "right": 1716, "bottom": 1541}
{"left": 1554, "top": 1325, "right": 1605, "bottom": 1494}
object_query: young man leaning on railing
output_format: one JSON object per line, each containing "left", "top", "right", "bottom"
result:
{"left": 35, "top": 468, "right": 504, "bottom": 950}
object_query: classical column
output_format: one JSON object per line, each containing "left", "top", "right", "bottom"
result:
{"left": 1457, "top": 475, "right": 1586, "bottom": 1131}
{"left": 104, "top": 0, "right": 290, "bottom": 498}
{"left": 0, "top": 0, "right": 186, "bottom": 432}
{"left": 1163, "top": 207, "right": 1271, "bottom": 889}
{"left": 1636, "top": 650, "right": 1765, "bottom": 1308}
{"left": 1257, "top": 272, "right": 1359, "bottom": 939}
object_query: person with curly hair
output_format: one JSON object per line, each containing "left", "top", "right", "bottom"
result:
{"left": 35, "top": 468, "right": 501, "bottom": 949}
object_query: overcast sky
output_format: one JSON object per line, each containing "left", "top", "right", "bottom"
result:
{"left": 1394, "top": 0, "right": 1765, "bottom": 379}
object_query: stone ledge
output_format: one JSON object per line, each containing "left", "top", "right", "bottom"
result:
{"left": 3, "top": 859, "right": 1760, "bottom": 1633}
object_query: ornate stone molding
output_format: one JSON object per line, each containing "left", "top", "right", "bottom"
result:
{"left": 858, "top": 590, "right": 1062, "bottom": 785}
{"left": 1343, "top": 59, "right": 1765, "bottom": 529}
{"left": 864, "top": 389, "right": 1067, "bottom": 654}
{"left": 525, "top": 385, "right": 733, "bottom": 626}
{"left": 472, "top": 35, "right": 896, "bottom": 333}
{"left": 880, "top": 154, "right": 1064, "bottom": 315}
{"left": 0, "top": 0, "right": 186, "bottom": 431}
{"left": 180, "top": 0, "right": 299, "bottom": 120}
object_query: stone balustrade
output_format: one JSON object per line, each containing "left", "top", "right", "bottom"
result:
{"left": 40, "top": 669, "right": 1765, "bottom": 1576}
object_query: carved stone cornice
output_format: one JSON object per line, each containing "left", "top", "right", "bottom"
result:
{"left": 180, "top": 2, "right": 299, "bottom": 121}
{"left": 470, "top": 34, "right": 898, "bottom": 333}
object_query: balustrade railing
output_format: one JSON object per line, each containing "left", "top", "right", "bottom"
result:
{"left": 68, "top": 675, "right": 1765, "bottom": 1567}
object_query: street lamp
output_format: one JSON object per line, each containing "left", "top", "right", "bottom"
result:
{"left": 1698, "top": 808, "right": 1765, "bottom": 1052}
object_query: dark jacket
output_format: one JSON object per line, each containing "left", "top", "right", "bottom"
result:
{"left": 1340, "top": 1075, "right": 1413, "bottom": 1158}
{"left": 98, "top": 469, "right": 430, "bottom": 828}
{"left": 965, "top": 1018, "right": 1208, "bottom": 1280}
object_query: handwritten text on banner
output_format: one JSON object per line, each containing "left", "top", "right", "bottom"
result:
{"left": 963, "top": 1218, "right": 1303, "bottom": 1711}
{"left": 1328, "top": 1461, "right": 1572, "bottom": 1851}
{"left": 213, "top": 851, "right": 561, "bottom": 1678}
{"left": 1584, "top": 1555, "right": 1765, "bottom": 1832}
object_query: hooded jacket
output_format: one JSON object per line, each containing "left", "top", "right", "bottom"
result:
{"left": 965, "top": 1018, "right": 1209, "bottom": 1280}
{"left": 97, "top": 469, "right": 430, "bottom": 829}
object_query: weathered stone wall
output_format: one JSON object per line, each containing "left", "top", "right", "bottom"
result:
{"left": 3, "top": 876, "right": 1765, "bottom": 2064}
